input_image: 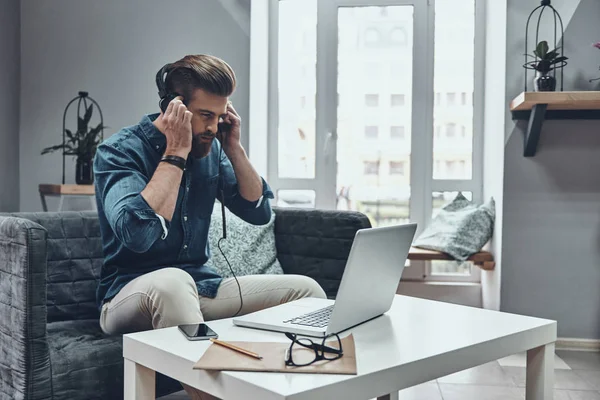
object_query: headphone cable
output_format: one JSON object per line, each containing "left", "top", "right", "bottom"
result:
{"left": 216, "top": 135, "right": 244, "bottom": 317}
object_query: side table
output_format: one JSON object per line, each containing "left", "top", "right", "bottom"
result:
{"left": 38, "top": 184, "right": 96, "bottom": 211}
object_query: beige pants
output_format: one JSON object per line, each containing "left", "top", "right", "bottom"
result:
{"left": 100, "top": 268, "right": 327, "bottom": 399}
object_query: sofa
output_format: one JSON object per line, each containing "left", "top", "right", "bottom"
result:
{"left": 0, "top": 207, "right": 371, "bottom": 400}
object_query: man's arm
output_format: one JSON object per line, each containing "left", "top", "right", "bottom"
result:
{"left": 218, "top": 101, "right": 274, "bottom": 225}
{"left": 94, "top": 98, "right": 193, "bottom": 253}
{"left": 218, "top": 144, "right": 274, "bottom": 226}
{"left": 141, "top": 97, "right": 192, "bottom": 221}
{"left": 227, "top": 145, "right": 263, "bottom": 202}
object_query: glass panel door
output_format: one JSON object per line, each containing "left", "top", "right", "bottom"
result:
{"left": 335, "top": 4, "right": 414, "bottom": 227}
{"left": 316, "top": 0, "right": 427, "bottom": 227}
{"left": 272, "top": 0, "right": 426, "bottom": 215}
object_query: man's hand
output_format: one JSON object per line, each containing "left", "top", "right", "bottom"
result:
{"left": 220, "top": 101, "right": 242, "bottom": 158}
{"left": 162, "top": 96, "right": 193, "bottom": 159}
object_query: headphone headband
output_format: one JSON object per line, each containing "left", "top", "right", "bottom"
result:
{"left": 155, "top": 64, "right": 171, "bottom": 98}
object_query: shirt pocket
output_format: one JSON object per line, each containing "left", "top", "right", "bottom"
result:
{"left": 194, "top": 174, "right": 219, "bottom": 218}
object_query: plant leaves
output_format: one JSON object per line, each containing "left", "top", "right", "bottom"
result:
{"left": 77, "top": 116, "right": 87, "bottom": 134}
{"left": 536, "top": 41, "right": 549, "bottom": 58}
{"left": 84, "top": 104, "right": 93, "bottom": 124}
{"left": 41, "top": 144, "right": 74, "bottom": 155}
{"left": 550, "top": 56, "right": 568, "bottom": 64}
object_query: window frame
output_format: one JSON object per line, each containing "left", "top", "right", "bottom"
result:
{"left": 256, "top": 0, "right": 486, "bottom": 282}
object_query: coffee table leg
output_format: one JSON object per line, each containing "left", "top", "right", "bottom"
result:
{"left": 124, "top": 359, "right": 155, "bottom": 400}
{"left": 377, "top": 391, "right": 399, "bottom": 400}
{"left": 526, "top": 343, "right": 555, "bottom": 400}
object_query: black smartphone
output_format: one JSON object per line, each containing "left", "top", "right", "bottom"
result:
{"left": 178, "top": 323, "right": 218, "bottom": 341}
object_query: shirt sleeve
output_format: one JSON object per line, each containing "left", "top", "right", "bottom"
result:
{"left": 217, "top": 150, "right": 275, "bottom": 226}
{"left": 93, "top": 143, "right": 169, "bottom": 253}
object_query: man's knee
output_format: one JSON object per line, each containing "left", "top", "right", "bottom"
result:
{"left": 290, "top": 275, "right": 327, "bottom": 300}
{"left": 146, "top": 268, "right": 202, "bottom": 328}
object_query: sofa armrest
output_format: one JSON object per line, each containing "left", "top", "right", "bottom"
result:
{"left": 0, "top": 216, "right": 52, "bottom": 400}
{"left": 273, "top": 208, "right": 371, "bottom": 298}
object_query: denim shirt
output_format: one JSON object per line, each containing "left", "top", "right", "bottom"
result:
{"left": 93, "top": 113, "right": 274, "bottom": 310}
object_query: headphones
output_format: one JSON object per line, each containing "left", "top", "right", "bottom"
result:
{"left": 155, "top": 63, "right": 184, "bottom": 113}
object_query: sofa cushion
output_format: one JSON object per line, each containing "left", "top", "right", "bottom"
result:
{"left": 206, "top": 203, "right": 284, "bottom": 278}
{"left": 47, "top": 320, "right": 182, "bottom": 400}
{"left": 47, "top": 319, "right": 123, "bottom": 400}
{"left": 6, "top": 212, "right": 104, "bottom": 323}
{"left": 272, "top": 208, "right": 372, "bottom": 298}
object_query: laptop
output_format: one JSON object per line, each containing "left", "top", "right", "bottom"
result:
{"left": 232, "top": 222, "right": 417, "bottom": 337}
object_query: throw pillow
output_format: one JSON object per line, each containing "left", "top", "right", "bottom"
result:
{"left": 206, "top": 202, "right": 285, "bottom": 278}
{"left": 413, "top": 193, "right": 495, "bottom": 261}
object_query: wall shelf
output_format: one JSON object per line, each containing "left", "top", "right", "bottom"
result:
{"left": 510, "top": 91, "right": 600, "bottom": 157}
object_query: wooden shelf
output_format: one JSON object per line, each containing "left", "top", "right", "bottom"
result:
{"left": 39, "top": 184, "right": 95, "bottom": 196}
{"left": 408, "top": 247, "right": 495, "bottom": 271}
{"left": 510, "top": 91, "right": 600, "bottom": 111}
{"left": 510, "top": 91, "right": 600, "bottom": 157}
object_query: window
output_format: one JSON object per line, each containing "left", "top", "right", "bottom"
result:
{"left": 390, "top": 94, "right": 405, "bottom": 107}
{"left": 446, "top": 92, "right": 456, "bottom": 106}
{"left": 364, "top": 126, "right": 379, "bottom": 139}
{"left": 363, "top": 161, "right": 379, "bottom": 175}
{"left": 365, "top": 94, "right": 379, "bottom": 107}
{"left": 261, "top": 0, "right": 483, "bottom": 282}
{"left": 389, "top": 27, "right": 407, "bottom": 45}
{"left": 389, "top": 161, "right": 405, "bottom": 175}
{"left": 446, "top": 123, "right": 456, "bottom": 138}
{"left": 364, "top": 27, "right": 381, "bottom": 46}
{"left": 390, "top": 126, "right": 405, "bottom": 139}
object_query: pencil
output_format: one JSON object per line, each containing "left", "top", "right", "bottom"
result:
{"left": 209, "top": 338, "right": 263, "bottom": 360}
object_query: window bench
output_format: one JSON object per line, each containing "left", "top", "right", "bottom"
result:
{"left": 408, "top": 247, "right": 495, "bottom": 270}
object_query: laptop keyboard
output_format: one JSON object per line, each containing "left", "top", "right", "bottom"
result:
{"left": 283, "top": 305, "right": 334, "bottom": 328}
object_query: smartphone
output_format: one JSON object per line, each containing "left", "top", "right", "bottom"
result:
{"left": 178, "top": 323, "right": 219, "bottom": 341}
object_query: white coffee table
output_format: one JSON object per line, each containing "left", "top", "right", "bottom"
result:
{"left": 123, "top": 295, "right": 557, "bottom": 400}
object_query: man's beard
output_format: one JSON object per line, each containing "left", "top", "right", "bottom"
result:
{"left": 190, "top": 133, "right": 214, "bottom": 159}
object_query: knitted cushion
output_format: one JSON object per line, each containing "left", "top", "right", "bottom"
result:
{"left": 413, "top": 193, "right": 495, "bottom": 261}
{"left": 207, "top": 203, "right": 284, "bottom": 278}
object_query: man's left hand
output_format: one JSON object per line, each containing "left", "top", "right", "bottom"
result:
{"left": 220, "top": 101, "right": 243, "bottom": 158}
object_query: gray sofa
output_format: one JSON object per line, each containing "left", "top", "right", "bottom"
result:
{"left": 0, "top": 208, "right": 370, "bottom": 400}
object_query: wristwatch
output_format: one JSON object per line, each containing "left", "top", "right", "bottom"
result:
{"left": 160, "top": 155, "right": 186, "bottom": 171}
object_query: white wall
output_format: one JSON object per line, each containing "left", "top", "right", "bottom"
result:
{"left": 0, "top": 0, "right": 20, "bottom": 212}
{"left": 20, "top": 0, "right": 250, "bottom": 211}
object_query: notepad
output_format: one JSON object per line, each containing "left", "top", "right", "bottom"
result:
{"left": 193, "top": 334, "right": 357, "bottom": 375}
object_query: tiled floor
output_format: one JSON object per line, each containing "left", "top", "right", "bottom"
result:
{"left": 159, "top": 350, "right": 600, "bottom": 400}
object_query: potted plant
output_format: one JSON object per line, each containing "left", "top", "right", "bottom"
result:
{"left": 41, "top": 104, "right": 104, "bottom": 184}
{"left": 524, "top": 40, "right": 568, "bottom": 91}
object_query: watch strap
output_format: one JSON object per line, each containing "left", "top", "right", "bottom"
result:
{"left": 160, "top": 155, "right": 186, "bottom": 171}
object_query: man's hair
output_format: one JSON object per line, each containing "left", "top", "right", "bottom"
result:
{"left": 165, "top": 54, "right": 236, "bottom": 101}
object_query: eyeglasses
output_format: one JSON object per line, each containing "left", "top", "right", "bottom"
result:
{"left": 284, "top": 332, "right": 343, "bottom": 367}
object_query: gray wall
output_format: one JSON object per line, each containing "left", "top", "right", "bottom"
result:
{"left": 20, "top": 0, "right": 250, "bottom": 211}
{"left": 501, "top": 0, "right": 600, "bottom": 339}
{"left": 0, "top": 0, "right": 20, "bottom": 212}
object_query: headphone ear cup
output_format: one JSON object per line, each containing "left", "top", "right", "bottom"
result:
{"left": 159, "top": 94, "right": 176, "bottom": 113}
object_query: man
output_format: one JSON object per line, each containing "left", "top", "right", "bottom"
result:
{"left": 93, "top": 54, "right": 326, "bottom": 399}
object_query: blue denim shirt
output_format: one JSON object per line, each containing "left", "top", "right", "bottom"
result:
{"left": 93, "top": 113, "right": 274, "bottom": 310}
